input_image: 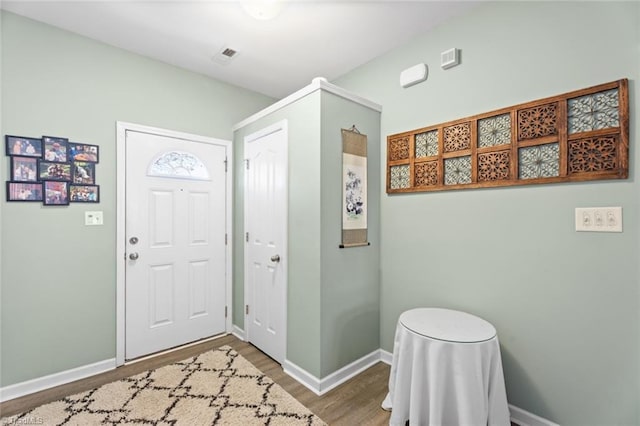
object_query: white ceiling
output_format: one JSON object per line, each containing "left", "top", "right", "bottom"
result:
{"left": 1, "top": 1, "right": 481, "bottom": 99}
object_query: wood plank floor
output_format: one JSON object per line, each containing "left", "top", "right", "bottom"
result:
{"left": 0, "top": 334, "right": 392, "bottom": 425}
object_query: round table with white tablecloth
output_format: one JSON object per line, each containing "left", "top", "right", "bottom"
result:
{"left": 381, "top": 308, "right": 510, "bottom": 426}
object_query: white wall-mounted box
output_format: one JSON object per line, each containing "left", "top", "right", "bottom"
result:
{"left": 441, "top": 48, "right": 460, "bottom": 69}
{"left": 400, "top": 63, "right": 428, "bottom": 88}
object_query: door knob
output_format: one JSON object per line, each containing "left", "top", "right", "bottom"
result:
{"left": 129, "top": 252, "right": 139, "bottom": 260}
{"left": 270, "top": 254, "right": 280, "bottom": 262}
{"left": 129, "top": 237, "right": 139, "bottom": 245}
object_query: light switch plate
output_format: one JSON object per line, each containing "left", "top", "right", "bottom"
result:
{"left": 575, "top": 207, "right": 622, "bottom": 232}
{"left": 85, "top": 211, "right": 104, "bottom": 226}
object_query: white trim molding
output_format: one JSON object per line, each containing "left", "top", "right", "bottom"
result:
{"left": 283, "top": 349, "right": 382, "bottom": 396}
{"left": 232, "top": 77, "right": 382, "bottom": 131}
{"left": 509, "top": 404, "right": 560, "bottom": 426}
{"left": 380, "top": 349, "right": 393, "bottom": 365}
{"left": 0, "top": 359, "right": 116, "bottom": 402}
{"left": 282, "top": 347, "right": 558, "bottom": 426}
{"left": 232, "top": 325, "right": 246, "bottom": 341}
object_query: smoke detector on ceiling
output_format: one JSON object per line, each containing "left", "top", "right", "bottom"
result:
{"left": 212, "top": 47, "right": 239, "bottom": 65}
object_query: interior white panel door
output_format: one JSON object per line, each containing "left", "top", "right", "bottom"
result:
{"left": 125, "top": 130, "right": 227, "bottom": 360}
{"left": 245, "top": 121, "right": 288, "bottom": 364}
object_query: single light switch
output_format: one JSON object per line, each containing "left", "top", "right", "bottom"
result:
{"left": 85, "top": 211, "right": 104, "bottom": 226}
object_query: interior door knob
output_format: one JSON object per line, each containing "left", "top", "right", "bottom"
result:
{"left": 270, "top": 254, "right": 280, "bottom": 262}
{"left": 129, "top": 252, "right": 139, "bottom": 260}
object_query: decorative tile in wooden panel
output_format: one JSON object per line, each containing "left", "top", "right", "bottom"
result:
{"left": 443, "top": 122, "right": 471, "bottom": 153}
{"left": 389, "top": 136, "right": 410, "bottom": 161}
{"left": 568, "top": 89, "right": 619, "bottom": 134}
{"left": 444, "top": 156, "right": 471, "bottom": 185}
{"left": 518, "top": 143, "right": 560, "bottom": 179}
{"left": 415, "top": 161, "right": 438, "bottom": 187}
{"left": 386, "top": 79, "right": 628, "bottom": 194}
{"left": 478, "top": 114, "right": 511, "bottom": 148}
{"left": 568, "top": 136, "right": 618, "bottom": 174}
{"left": 478, "top": 151, "right": 511, "bottom": 182}
{"left": 416, "top": 130, "right": 438, "bottom": 158}
{"left": 517, "top": 103, "right": 558, "bottom": 141}
{"left": 389, "top": 165, "right": 410, "bottom": 189}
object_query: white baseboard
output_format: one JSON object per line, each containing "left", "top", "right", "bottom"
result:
{"left": 281, "top": 348, "right": 557, "bottom": 426}
{"left": 0, "top": 358, "right": 116, "bottom": 403}
{"left": 232, "top": 325, "right": 245, "bottom": 341}
{"left": 509, "top": 404, "right": 559, "bottom": 426}
{"left": 380, "top": 349, "right": 393, "bottom": 365}
{"left": 283, "top": 349, "right": 382, "bottom": 396}
{"left": 0, "top": 342, "right": 557, "bottom": 426}
{"left": 282, "top": 360, "right": 323, "bottom": 395}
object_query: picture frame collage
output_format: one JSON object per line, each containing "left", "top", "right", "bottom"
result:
{"left": 5, "top": 135, "right": 100, "bottom": 205}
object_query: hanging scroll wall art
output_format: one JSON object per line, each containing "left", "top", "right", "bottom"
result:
{"left": 387, "top": 79, "right": 629, "bottom": 193}
{"left": 341, "top": 126, "right": 370, "bottom": 248}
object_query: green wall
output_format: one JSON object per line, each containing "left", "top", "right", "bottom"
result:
{"left": 233, "top": 88, "right": 381, "bottom": 378}
{"left": 319, "top": 91, "right": 380, "bottom": 376}
{"left": 0, "top": 11, "right": 274, "bottom": 387}
{"left": 233, "top": 92, "right": 324, "bottom": 376}
{"left": 335, "top": 2, "right": 639, "bottom": 425}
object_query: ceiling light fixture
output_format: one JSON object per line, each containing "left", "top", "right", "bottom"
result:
{"left": 240, "top": 0, "right": 284, "bottom": 20}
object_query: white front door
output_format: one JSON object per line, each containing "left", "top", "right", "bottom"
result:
{"left": 124, "top": 128, "right": 228, "bottom": 360}
{"left": 244, "top": 120, "right": 288, "bottom": 364}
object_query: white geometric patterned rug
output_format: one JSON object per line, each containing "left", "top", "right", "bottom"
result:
{"left": 1, "top": 346, "right": 326, "bottom": 425}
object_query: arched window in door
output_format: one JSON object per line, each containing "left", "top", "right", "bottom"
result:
{"left": 147, "top": 151, "right": 210, "bottom": 180}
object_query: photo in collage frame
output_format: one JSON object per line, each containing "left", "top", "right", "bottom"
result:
{"left": 5, "top": 135, "right": 100, "bottom": 205}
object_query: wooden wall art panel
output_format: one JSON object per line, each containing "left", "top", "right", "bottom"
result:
{"left": 386, "top": 79, "right": 629, "bottom": 193}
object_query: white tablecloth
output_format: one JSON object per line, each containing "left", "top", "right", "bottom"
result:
{"left": 382, "top": 309, "right": 510, "bottom": 426}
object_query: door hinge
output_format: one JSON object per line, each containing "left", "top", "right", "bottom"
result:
{"left": 224, "top": 158, "right": 228, "bottom": 172}
{"left": 245, "top": 232, "right": 249, "bottom": 242}
{"left": 225, "top": 233, "right": 228, "bottom": 245}
{"left": 245, "top": 159, "right": 250, "bottom": 170}
{"left": 225, "top": 306, "right": 228, "bottom": 318}
{"left": 245, "top": 304, "right": 249, "bottom": 315}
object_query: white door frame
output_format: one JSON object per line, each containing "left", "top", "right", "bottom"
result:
{"left": 116, "top": 121, "right": 233, "bottom": 366}
{"left": 243, "top": 119, "right": 288, "bottom": 359}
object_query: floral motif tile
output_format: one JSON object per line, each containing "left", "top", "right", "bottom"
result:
{"left": 568, "top": 89, "right": 619, "bottom": 134}
{"left": 415, "top": 161, "right": 438, "bottom": 186}
{"left": 444, "top": 123, "right": 471, "bottom": 152}
{"left": 444, "top": 156, "right": 471, "bottom": 185}
{"left": 568, "top": 137, "right": 617, "bottom": 173}
{"left": 390, "top": 165, "right": 410, "bottom": 189}
{"left": 518, "top": 143, "right": 560, "bottom": 179}
{"left": 478, "top": 114, "right": 511, "bottom": 148}
{"left": 415, "top": 130, "right": 438, "bottom": 158}
{"left": 478, "top": 151, "right": 510, "bottom": 181}
{"left": 389, "top": 136, "right": 410, "bottom": 161}
{"left": 517, "top": 103, "right": 558, "bottom": 140}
